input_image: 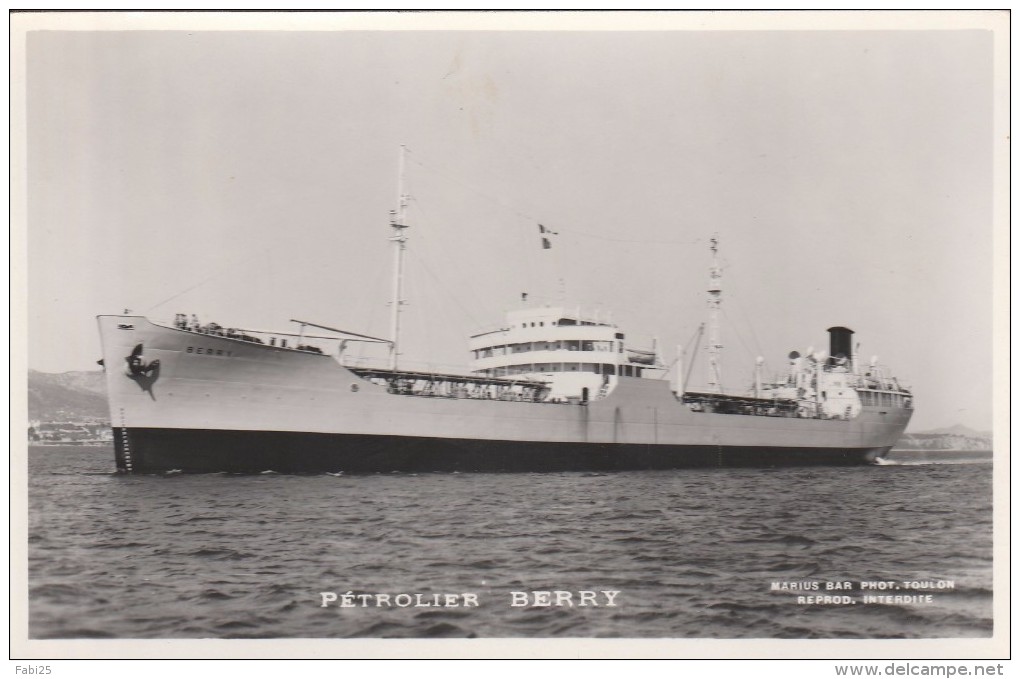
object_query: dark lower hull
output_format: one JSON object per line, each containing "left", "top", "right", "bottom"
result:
{"left": 113, "top": 427, "right": 888, "bottom": 474}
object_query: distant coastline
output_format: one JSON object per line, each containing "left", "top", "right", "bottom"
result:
{"left": 891, "top": 428, "right": 992, "bottom": 452}
{"left": 30, "top": 441, "right": 111, "bottom": 447}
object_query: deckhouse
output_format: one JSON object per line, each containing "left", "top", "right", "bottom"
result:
{"left": 468, "top": 306, "right": 659, "bottom": 402}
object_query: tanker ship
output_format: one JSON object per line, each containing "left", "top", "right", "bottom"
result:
{"left": 96, "top": 152, "right": 913, "bottom": 474}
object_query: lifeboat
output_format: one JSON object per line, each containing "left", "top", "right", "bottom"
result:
{"left": 626, "top": 348, "right": 657, "bottom": 365}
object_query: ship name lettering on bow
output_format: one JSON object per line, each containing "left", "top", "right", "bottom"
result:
{"left": 185, "top": 346, "right": 233, "bottom": 357}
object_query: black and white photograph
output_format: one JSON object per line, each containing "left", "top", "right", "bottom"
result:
{"left": 11, "top": 10, "right": 1009, "bottom": 662}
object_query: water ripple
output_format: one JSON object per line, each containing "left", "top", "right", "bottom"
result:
{"left": 28, "top": 445, "right": 993, "bottom": 639}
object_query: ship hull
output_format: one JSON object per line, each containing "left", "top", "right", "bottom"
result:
{"left": 99, "top": 316, "right": 911, "bottom": 474}
{"left": 114, "top": 427, "right": 888, "bottom": 474}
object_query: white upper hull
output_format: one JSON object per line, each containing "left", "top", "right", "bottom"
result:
{"left": 99, "top": 316, "right": 912, "bottom": 452}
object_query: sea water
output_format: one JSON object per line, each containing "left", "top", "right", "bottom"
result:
{"left": 26, "top": 446, "right": 993, "bottom": 639}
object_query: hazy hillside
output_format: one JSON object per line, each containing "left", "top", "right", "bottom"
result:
{"left": 895, "top": 425, "right": 992, "bottom": 451}
{"left": 920, "top": 424, "right": 992, "bottom": 437}
{"left": 28, "top": 370, "right": 109, "bottom": 422}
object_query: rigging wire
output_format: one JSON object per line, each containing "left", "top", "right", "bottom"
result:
{"left": 408, "top": 156, "right": 546, "bottom": 302}
{"left": 407, "top": 192, "right": 526, "bottom": 314}
{"left": 353, "top": 246, "right": 391, "bottom": 361}
{"left": 408, "top": 154, "right": 705, "bottom": 246}
{"left": 721, "top": 307, "right": 756, "bottom": 360}
{"left": 405, "top": 199, "right": 486, "bottom": 331}
{"left": 683, "top": 323, "right": 705, "bottom": 392}
{"left": 405, "top": 248, "right": 479, "bottom": 372}
{"left": 401, "top": 251, "right": 428, "bottom": 367}
{"left": 142, "top": 246, "right": 274, "bottom": 314}
{"left": 733, "top": 292, "right": 765, "bottom": 359}
{"left": 721, "top": 307, "right": 768, "bottom": 391}
{"left": 654, "top": 322, "right": 706, "bottom": 380}
{"left": 719, "top": 258, "right": 765, "bottom": 359}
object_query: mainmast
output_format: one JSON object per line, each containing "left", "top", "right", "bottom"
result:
{"left": 706, "top": 235, "right": 723, "bottom": 393}
{"left": 388, "top": 144, "right": 410, "bottom": 371}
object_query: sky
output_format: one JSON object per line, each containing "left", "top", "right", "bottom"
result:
{"left": 17, "top": 13, "right": 1004, "bottom": 432}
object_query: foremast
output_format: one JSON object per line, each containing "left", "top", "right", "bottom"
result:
{"left": 388, "top": 144, "right": 410, "bottom": 371}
